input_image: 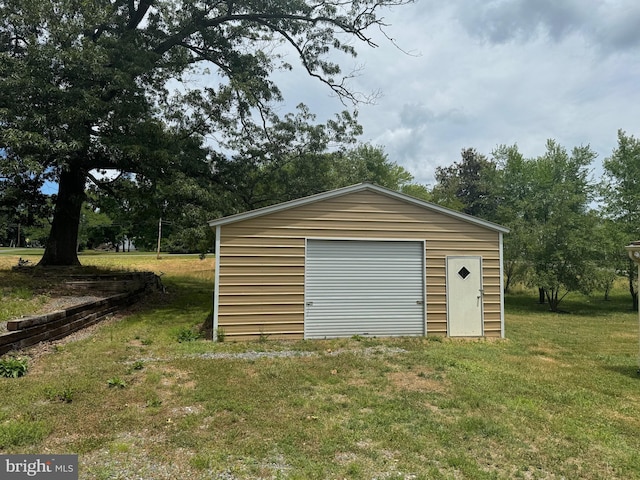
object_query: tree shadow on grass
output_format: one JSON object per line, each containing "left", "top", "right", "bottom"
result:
{"left": 603, "top": 364, "right": 640, "bottom": 379}
{"left": 505, "top": 292, "right": 636, "bottom": 317}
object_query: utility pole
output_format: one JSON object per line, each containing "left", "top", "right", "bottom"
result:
{"left": 156, "top": 216, "right": 162, "bottom": 259}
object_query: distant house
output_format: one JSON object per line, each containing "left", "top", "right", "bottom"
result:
{"left": 208, "top": 183, "right": 509, "bottom": 341}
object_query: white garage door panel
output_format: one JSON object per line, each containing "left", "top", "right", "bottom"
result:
{"left": 305, "top": 239, "right": 425, "bottom": 339}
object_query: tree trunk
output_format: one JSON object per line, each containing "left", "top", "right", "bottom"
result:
{"left": 39, "top": 165, "right": 87, "bottom": 266}
{"left": 546, "top": 288, "right": 559, "bottom": 312}
{"left": 538, "top": 287, "right": 546, "bottom": 304}
{"left": 503, "top": 261, "right": 514, "bottom": 294}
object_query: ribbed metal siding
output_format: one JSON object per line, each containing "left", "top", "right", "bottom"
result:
{"left": 304, "top": 239, "right": 425, "bottom": 339}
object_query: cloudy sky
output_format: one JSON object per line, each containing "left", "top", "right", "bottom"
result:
{"left": 274, "top": 0, "right": 640, "bottom": 187}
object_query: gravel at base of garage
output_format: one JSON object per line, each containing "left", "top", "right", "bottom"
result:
{"left": 129, "top": 345, "right": 408, "bottom": 364}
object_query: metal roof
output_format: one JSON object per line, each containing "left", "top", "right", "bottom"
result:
{"left": 207, "top": 182, "right": 510, "bottom": 234}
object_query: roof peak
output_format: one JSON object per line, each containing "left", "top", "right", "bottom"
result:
{"left": 208, "top": 182, "right": 509, "bottom": 234}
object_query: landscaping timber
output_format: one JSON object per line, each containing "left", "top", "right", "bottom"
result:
{"left": 0, "top": 272, "right": 159, "bottom": 355}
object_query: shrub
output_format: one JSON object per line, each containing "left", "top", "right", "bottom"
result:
{"left": 0, "top": 357, "right": 29, "bottom": 378}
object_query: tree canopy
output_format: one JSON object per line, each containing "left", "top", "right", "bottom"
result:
{"left": 431, "top": 148, "right": 498, "bottom": 219}
{"left": 430, "top": 141, "right": 598, "bottom": 312}
{"left": 601, "top": 130, "right": 640, "bottom": 309}
{"left": 0, "top": 0, "right": 410, "bottom": 265}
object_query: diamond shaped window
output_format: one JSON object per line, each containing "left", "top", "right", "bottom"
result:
{"left": 458, "top": 266, "right": 471, "bottom": 280}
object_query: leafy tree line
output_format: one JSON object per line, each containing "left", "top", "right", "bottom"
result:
{"left": 5, "top": 127, "right": 640, "bottom": 314}
{"left": 431, "top": 131, "right": 640, "bottom": 311}
{"left": 1, "top": 138, "right": 427, "bottom": 254}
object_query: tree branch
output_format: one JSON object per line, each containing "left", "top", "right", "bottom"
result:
{"left": 87, "top": 171, "right": 124, "bottom": 197}
{"left": 128, "top": 0, "right": 154, "bottom": 30}
{"left": 153, "top": 8, "right": 382, "bottom": 57}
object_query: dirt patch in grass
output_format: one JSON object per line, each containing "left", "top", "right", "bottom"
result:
{"left": 387, "top": 370, "right": 447, "bottom": 393}
{"left": 528, "top": 344, "right": 563, "bottom": 356}
{"left": 170, "top": 405, "right": 204, "bottom": 418}
{"left": 146, "top": 365, "right": 197, "bottom": 406}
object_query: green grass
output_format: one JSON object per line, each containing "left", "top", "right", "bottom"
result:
{"left": 1, "top": 254, "right": 640, "bottom": 479}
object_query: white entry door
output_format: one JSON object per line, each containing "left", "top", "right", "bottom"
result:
{"left": 447, "top": 256, "right": 483, "bottom": 336}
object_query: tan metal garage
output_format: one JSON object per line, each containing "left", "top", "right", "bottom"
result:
{"left": 208, "top": 183, "right": 509, "bottom": 341}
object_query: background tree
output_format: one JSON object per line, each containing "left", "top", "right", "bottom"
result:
{"left": 86, "top": 130, "right": 221, "bottom": 253}
{"left": 0, "top": 164, "right": 51, "bottom": 247}
{"left": 211, "top": 98, "right": 424, "bottom": 213}
{"left": 212, "top": 106, "right": 362, "bottom": 211}
{"left": 417, "top": 140, "right": 606, "bottom": 307}
{"left": 601, "top": 130, "right": 640, "bottom": 310}
{"left": 492, "top": 144, "right": 532, "bottom": 293}
{"left": 0, "top": 0, "right": 409, "bottom": 266}
{"left": 525, "top": 141, "right": 597, "bottom": 311}
{"left": 589, "top": 216, "right": 628, "bottom": 302}
{"left": 431, "top": 148, "right": 499, "bottom": 220}
{"left": 267, "top": 143, "right": 420, "bottom": 204}
{"left": 77, "top": 201, "right": 121, "bottom": 251}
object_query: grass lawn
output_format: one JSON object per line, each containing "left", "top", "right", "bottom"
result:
{"left": 1, "top": 252, "right": 640, "bottom": 479}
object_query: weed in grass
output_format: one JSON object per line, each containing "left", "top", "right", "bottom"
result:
{"left": 345, "top": 461, "right": 365, "bottom": 478}
{"left": 177, "top": 326, "right": 201, "bottom": 343}
{"left": 57, "top": 387, "right": 75, "bottom": 403}
{"left": 45, "top": 385, "right": 75, "bottom": 403}
{"left": 0, "top": 356, "right": 28, "bottom": 378}
{"left": 133, "top": 335, "right": 152, "bottom": 346}
{"left": 0, "top": 420, "right": 50, "bottom": 449}
{"left": 109, "top": 441, "right": 131, "bottom": 454}
{"left": 126, "top": 360, "right": 145, "bottom": 374}
{"left": 106, "top": 377, "right": 127, "bottom": 388}
{"left": 189, "top": 454, "right": 213, "bottom": 471}
{"left": 146, "top": 396, "right": 162, "bottom": 408}
{"left": 216, "top": 327, "right": 226, "bottom": 342}
{"left": 11, "top": 286, "right": 32, "bottom": 300}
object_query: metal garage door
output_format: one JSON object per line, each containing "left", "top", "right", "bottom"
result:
{"left": 304, "top": 239, "right": 425, "bottom": 339}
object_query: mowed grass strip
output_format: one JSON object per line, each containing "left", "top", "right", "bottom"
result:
{"left": 1, "top": 253, "right": 640, "bottom": 479}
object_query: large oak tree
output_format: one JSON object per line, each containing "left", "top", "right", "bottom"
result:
{"left": 0, "top": 0, "right": 408, "bottom": 265}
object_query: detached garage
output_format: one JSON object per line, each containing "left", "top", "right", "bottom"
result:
{"left": 208, "top": 183, "right": 509, "bottom": 341}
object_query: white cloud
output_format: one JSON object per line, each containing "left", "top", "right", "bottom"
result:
{"left": 217, "top": 1, "right": 640, "bottom": 186}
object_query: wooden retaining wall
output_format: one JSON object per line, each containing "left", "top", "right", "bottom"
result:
{"left": 0, "top": 272, "right": 158, "bottom": 356}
